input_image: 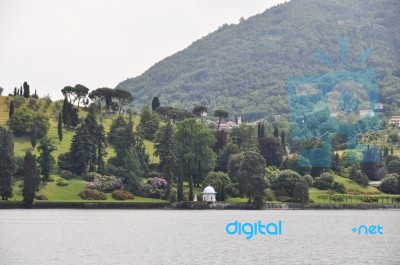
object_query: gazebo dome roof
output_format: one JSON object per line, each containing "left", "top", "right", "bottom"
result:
{"left": 203, "top": 185, "right": 216, "bottom": 194}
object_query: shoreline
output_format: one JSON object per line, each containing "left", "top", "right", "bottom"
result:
{"left": 1, "top": 201, "right": 400, "bottom": 210}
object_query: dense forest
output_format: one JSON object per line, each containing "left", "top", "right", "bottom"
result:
{"left": 116, "top": 0, "right": 400, "bottom": 121}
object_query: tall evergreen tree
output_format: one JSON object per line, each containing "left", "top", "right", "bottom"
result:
{"left": 23, "top": 82, "right": 30, "bottom": 98}
{"left": 58, "top": 112, "right": 63, "bottom": 142}
{"left": 30, "top": 124, "right": 37, "bottom": 148}
{"left": 189, "top": 175, "right": 194, "bottom": 201}
{"left": 37, "top": 137, "right": 56, "bottom": 182}
{"left": 151, "top": 96, "right": 160, "bottom": 111}
{"left": 22, "top": 151, "right": 39, "bottom": 206}
{"left": 0, "top": 127, "right": 14, "bottom": 200}
{"left": 213, "top": 130, "right": 228, "bottom": 153}
{"left": 177, "top": 161, "right": 184, "bottom": 201}
{"left": 280, "top": 131, "right": 287, "bottom": 155}
{"left": 154, "top": 122, "right": 178, "bottom": 190}
{"left": 62, "top": 97, "right": 69, "bottom": 126}
{"left": 273, "top": 125, "right": 279, "bottom": 138}
{"left": 9, "top": 100, "right": 14, "bottom": 118}
{"left": 139, "top": 104, "right": 160, "bottom": 140}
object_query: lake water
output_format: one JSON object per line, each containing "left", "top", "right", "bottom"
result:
{"left": 0, "top": 209, "right": 399, "bottom": 265}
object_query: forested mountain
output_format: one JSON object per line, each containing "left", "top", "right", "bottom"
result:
{"left": 116, "top": 0, "right": 400, "bottom": 121}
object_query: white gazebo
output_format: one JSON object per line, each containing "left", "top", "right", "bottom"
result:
{"left": 202, "top": 185, "right": 217, "bottom": 202}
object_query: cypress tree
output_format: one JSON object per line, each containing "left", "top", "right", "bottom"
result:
{"left": 151, "top": 96, "right": 160, "bottom": 111}
{"left": 9, "top": 100, "right": 14, "bottom": 118}
{"left": 273, "top": 125, "right": 279, "bottom": 138}
{"left": 66, "top": 112, "right": 72, "bottom": 130}
{"left": 189, "top": 175, "right": 194, "bottom": 201}
{"left": 280, "top": 131, "right": 286, "bottom": 155}
{"left": 0, "top": 127, "right": 14, "bottom": 200}
{"left": 23, "top": 82, "right": 30, "bottom": 98}
{"left": 391, "top": 146, "right": 394, "bottom": 155}
{"left": 383, "top": 146, "right": 389, "bottom": 157}
{"left": 13, "top": 87, "right": 17, "bottom": 96}
{"left": 31, "top": 124, "right": 37, "bottom": 148}
{"left": 22, "top": 151, "right": 39, "bottom": 207}
{"left": 58, "top": 112, "right": 63, "bottom": 142}
{"left": 177, "top": 161, "right": 183, "bottom": 201}
{"left": 62, "top": 97, "right": 69, "bottom": 126}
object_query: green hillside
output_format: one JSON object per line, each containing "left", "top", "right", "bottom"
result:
{"left": 0, "top": 95, "right": 159, "bottom": 163}
{"left": 116, "top": 0, "right": 400, "bottom": 120}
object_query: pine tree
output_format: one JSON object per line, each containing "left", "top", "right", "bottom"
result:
{"left": 22, "top": 151, "right": 39, "bottom": 206}
{"left": 31, "top": 124, "right": 37, "bottom": 148}
{"left": 58, "top": 112, "right": 63, "bottom": 142}
{"left": 0, "top": 127, "right": 14, "bottom": 200}
{"left": 9, "top": 100, "right": 14, "bottom": 118}
{"left": 37, "top": 137, "right": 56, "bottom": 182}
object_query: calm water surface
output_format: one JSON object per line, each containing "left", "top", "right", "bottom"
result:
{"left": 0, "top": 209, "right": 399, "bottom": 265}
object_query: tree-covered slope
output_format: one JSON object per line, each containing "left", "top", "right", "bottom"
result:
{"left": 116, "top": 0, "right": 400, "bottom": 120}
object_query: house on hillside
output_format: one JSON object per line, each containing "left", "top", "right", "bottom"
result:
{"left": 389, "top": 116, "right": 400, "bottom": 128}
{"left": 359, "top": 109, "right": 375, "bottom": 118}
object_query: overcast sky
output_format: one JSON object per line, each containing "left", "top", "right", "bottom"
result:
{"left": 0, "top": 0, "right": 286, "bottom": 100}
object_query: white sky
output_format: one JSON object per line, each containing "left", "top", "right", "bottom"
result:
{"left": 0, "top": 0, "right": 286, "bottom": 100}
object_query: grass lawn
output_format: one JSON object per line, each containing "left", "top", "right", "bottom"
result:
{"left": 11, "top": 176, "right": 166, "bottom": 203}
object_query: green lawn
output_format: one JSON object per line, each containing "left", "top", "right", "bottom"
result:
{"left": 11, "top": 176, "right": 166, "bottom": 203}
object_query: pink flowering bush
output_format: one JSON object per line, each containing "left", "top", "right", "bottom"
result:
{"left": 136, "top": 177, "right": 168, "bottom": 199}
{"left": 85, "top": 175, "right": 122, "bottom": 192}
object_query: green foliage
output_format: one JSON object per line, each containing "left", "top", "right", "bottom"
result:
{"left": 8, "top": 108, "right": 49, "bottom": 138}
{"left": 272, "top": 170, "right": 302, "bottom": 197}
{"left": 293, "top": 178, "right": 309, "bottom": 203}
{"left": 265, "top": 188, "right": 276, "bottom": 201}
{"left": 215, "top": 143, "right": 240, "bottom": 173}
{"left": 303, "top": 174, "right": 314, "bottom": 187}
{"left": 314, "top": 173, "right": 335, "bottom": 190}
{"left": 22, "top": 151, "right": 39, "bottom": 206}
{"left": 387, "top": 160, "right": 400, "bottom": 176}
{"left": 0, "top": 127, "right": 14, "bottom": 200}
{"left": 56, "top": 178, "right": 70, "bottom": 187}
{"left": 229, "top": 124, "right": 257, "bottom": 151}
{"left": 139, "top": 105, "right": 160, "bottom": 140}
{"left": 154, "top": 122, "right": 178, "bottom": 186}
{"left": 9, "top": 100, "right": 14, "bottom": 118}
{"left": 37, "top": 137, "right": 56, "bottom": 181}
{"left": 175, "top": 119, "right": 216, "bottom": 186}
{"left": 78, "top": 189, "right": 107, "bottom": 200}
{"left": 232, "top": 151, "right": 266, "bottom": 207}
{"left": 379, "top": 173, "right": 399, "bottom": 194}
{"left": 116, "top": 0, "right": 400, "bottom": 117}
{"left": 258, "top": 136, "right": 283, "bottom": 167}
{"left": 151, "top": 96, "right": 160, "bottom": 111}
{"left": 331, "top": 181, "right": 347, "bottom": 194}
{"left": 112, "top": 190, "right": 134, "bottom": 200}
{"left": 202, "top": 171, "right": 233, "bottom": 200}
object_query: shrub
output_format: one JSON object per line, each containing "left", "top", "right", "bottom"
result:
{"left": 47, "top": 175, "right": 55, "bottom": 182}
{"left": 112, "top": 190, "right": 134, "bottom": 201}
{"left": 35, "top": 194, "right": 48, "bottom": 200}
{"left": 331, "top": 181, "right": 347, "bottom": 194}
{"left": 83, "top": 172, "right": 99, "bottom": 182}
{"left": 271, "top": 170, "right": 303, "bottom": 196}
{"left": 379, "top": 173, "right": 399, "bottom": 194}
{"left": 56, "top": 178, "right": 70, "bottom": 186}
{"left": 148, "top": 171, "right": 161, "bottom": 178}
{"left": 265, "top": 188, "right": 276, "bottom": 201}
{"left": 148, "top": 177, "right": 168, "bottom": 189}
{"left": 314, "top": 173, "right": 334, "bottom": 190}
{"left": 8, "top": 108, "right": 49, "bottom": 138}
{"left": 137, "top": 183, "right": 162, "bottom": 199}
{"left": 86, "top": 175, "right": 122, "bottom": 192}
{"left": 303, "top": 174, "right": 314, "bottom": 187}
{"left": 60, "top": 170, "right": 73, "bottom": 180}
{"left": 78, "top": 189, "right": 107, "bottom": 200}
{"left": 168, "top": 188, "right": 178, "bottom": 202}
